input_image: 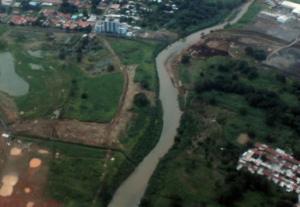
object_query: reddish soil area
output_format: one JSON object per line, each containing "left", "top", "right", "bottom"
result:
{"left": 0, "top": 143, "right": 61, "bottom": 207}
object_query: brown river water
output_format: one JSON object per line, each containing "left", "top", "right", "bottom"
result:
{"left": 108, "top": 1, "right": 255, "bottom": 206}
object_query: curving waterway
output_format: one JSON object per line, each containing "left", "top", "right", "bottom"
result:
{"left": 108, "top": 1, "right": 255, "bottom": 206}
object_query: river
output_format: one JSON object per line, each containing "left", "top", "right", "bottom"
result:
{"left": 108, "top": 1, "right": 255, "bottom": 206}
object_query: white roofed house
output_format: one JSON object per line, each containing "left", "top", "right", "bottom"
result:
{"left": 281, "top": 1, "right": 300, "bottom": 10}
{"left": 2, "top": 131, "right": 11, "bottom": 138}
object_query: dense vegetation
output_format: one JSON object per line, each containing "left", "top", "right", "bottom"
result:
{"left": 59, "top": 0, "right": 78, "bottom": 14}
{"left": 143, "top": 0, "right": 246, "bottom": 36}
{"left": 142, "top": 55, "right": 300, "bottom": 206}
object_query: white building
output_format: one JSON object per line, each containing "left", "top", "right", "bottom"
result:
{"left": 281, "top": 1, "right": 300, "bottom": 10}
{"left": 277, "top": 15, "right": 290, "bottom": 23}
{"left": 95, "top": 16, "right": 129, "bottom": 35}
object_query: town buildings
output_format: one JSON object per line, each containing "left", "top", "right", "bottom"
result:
{"left": 94, "top": 16, "right": 129, "bottom": 35}
{"left": 237, "top": 143, "right": 300, "bottom": 193}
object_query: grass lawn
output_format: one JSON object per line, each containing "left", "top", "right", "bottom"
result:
{"left": 229, "top": 0, "right": 262, "bottom": 29}
{"left": 0, "top": 29, "right": 123, "bottom": 123}
{"left": 106, "top": 37, "right": 161, "bottom": 91}
{"left": 63, "top": 72, "right": 124, "bottom": 123}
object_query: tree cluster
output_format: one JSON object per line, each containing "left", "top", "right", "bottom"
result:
{"left": 59, "top": 0, "right": 78, "bottom": 14}
{"left": 245, "top": 46, "right": 267, "bottom": 61}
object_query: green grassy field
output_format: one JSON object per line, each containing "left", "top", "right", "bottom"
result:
{"left": 0, "top": 28, "right": 123, "bottom": 123}
{"left": 62, "top": 72, "right": 124, "bottom": 123}
{"left": 106, "top": 37, "right": 161, "bottom": 91}
{"left": 229, "top": 0, "right": 262, "bottom": 29}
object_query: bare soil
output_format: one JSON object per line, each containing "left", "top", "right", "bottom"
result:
{"left": 237, "top": 133, "right": 250, "bottom": 145}
{"left": 0, "top": 143, "right": 61, "bottom": 207}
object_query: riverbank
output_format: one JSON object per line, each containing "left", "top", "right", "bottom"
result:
{"left": 108, "top": 0, "right": 255, "bottom": 206}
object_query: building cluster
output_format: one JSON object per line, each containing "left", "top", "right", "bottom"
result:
{"left": 94, "top": 16, "right": 128, "bottom": 35}
{"left": 237, "top": 143, "right": 300, "bottom": 193}
{"left": 260, "top": 1, "right": 300, "bottom": 24}
{"left": 281, "top": 1, "right": 300, "bottom": 17}
{"left": 1, "top": 7, "right": 96, "bottom": 30}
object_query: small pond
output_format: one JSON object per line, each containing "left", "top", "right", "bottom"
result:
{"left": 0, "top": 52, "right": 29, "bottom": 96}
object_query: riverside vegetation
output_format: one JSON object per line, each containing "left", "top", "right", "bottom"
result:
{"left": 142, "top": 53, "right": 300, "bottom": 207}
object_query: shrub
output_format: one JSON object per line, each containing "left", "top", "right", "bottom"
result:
{"left": 181, "top": 54, "right": 190, "bottom": 64}
{"left": 107, "top": 64, "right": 115, "bottom": 72}
{"left": 134, "top": 93, "right": 149, "bottom": 107}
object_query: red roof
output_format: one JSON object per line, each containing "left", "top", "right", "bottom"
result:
{"left": 23, "top": 17, "right": 37, "bottom": 25}
{"left": 256, "top": 143, "right": 300, "bottom": 165}
{"left": 63, "top": 20, "right": 72, "bottom": 28}
{"left": 10, "top": 16, "right": 24, "bottom": 24}
{"left": 99, "top": 2, "right": 107, "bottom": 7}
{"left": 42, "top": 9, "right": 54, "bottom": 17}
{"left": 51, "top": 18, "right": 59, "bottom": 25}
{"left": 77, "top": 21, "right": 89, "bottom": 27}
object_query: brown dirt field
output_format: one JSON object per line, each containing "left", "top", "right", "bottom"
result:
{"left": 10, "top": 148, "right": 21, "bottom": 156}
{"left": 0, "top": 144, "right": 61, "bottom": 207}
{"left": 237, "top": 133, "right": 250, "bottom": 145}
{"left": 29, "top": 158, "right": 42, "bottom": 168}
{"left": 9, "top": 119, "right": 113, "bottom": 147}
{"left": 0, "top": 92, "right": 19, "bottom": 124}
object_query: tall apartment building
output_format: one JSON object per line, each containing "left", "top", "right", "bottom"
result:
{"left": 95, "top": 16, "right": 128, "bottom": 35}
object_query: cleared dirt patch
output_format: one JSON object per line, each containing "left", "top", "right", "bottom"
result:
{"left": 27, "top": 201, "right": 34, "bottom": 207}
{"left": 29, "top": 158, "right": 42, "bottom": 168}
{"left": 237, "top": 133, "right": 249, "bottom": 145}
{"left": 38, "top": 149, "right": 49, "bottom": 154}
{"left": 0, "top": 175, "right": 18, "bottom": 196}
{"left": 10, "top": 148, "right": 21, "bottom": 156}
{"left": 24, "top": 188, "right": 31, "bottom": 193}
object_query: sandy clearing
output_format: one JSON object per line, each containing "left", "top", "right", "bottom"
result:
{"left": 10, "top": 148, "right": 21, "bottom": 156}
{"left": 38, "top": 149, "right": 49, "bottom": 154}
{"left": 27, "top": 201, "right": 34, "bottom": 207}
{"left": 24, "top": 188, "right": 31, "bottom": 193}
{"left": 29, "top": 158, "right": 42, "bottom": 168}
{"left": 0, "top": 175, "right": 19, "bottom": 196}
{"left": 237, "top": 133, "right": 250, "bottom": 144}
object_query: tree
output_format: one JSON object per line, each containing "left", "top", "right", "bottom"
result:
{"left": 140, "top": 79, "right": 149, "bottom": 90}
{"left": 85, "top": 25, "right": 92, "bottom": 33}
{"left": 81, "top": 93, "right": 88, "bottom": 99}
{"left": 0, "top": 39, "right": 8, "bottom": 51}
{"left": 261, "top": 154, "right": 268, "bottom": 162}
{"left": 59, "top": 0, "right": 78, "bottom": 14}
{"left": 276, "top": 74, "right": 286, "bottom": 83}
{"left": 239, "top": 107, "right": 248, "bottom": 116}
{"left": 59, "top": 48, "right": 66, "bottom": 60}
{"left": 76, "top": 53, "right": 82, "bottom": 62}
{"left": 181, "top": 54, "right": 190, "bottom": 64}
{"left": 134, "top": 93, "right": 149, "bottom": 107}
{"left": 82, "top": 9, "right": 89, "bottom": 18}
{"left": 265, "top": 114, "right": 275, "bottom": 126}
{"left": 245, "top": 46, "right": 254, "bottom": 56}
{"left": 107, "top": 64, "right": 115, "bottom": 72}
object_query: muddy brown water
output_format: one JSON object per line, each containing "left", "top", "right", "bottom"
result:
{"left": 108, "top": 1, "right": 255, "bottom": 206}
{"left": 0, "top": 52, "right": 29, "bottom": 96}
